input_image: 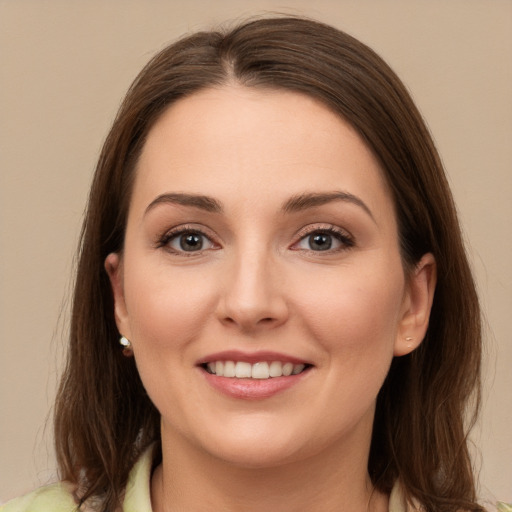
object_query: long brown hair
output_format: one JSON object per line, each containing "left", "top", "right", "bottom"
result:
{"left": 54, "top": 16, "right": 483, "bottom": 511}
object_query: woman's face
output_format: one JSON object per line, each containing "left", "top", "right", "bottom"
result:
{"left": 107, "top": 86, "right": 434, "bottom": 469}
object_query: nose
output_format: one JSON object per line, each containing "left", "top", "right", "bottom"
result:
{"left": 216, "top": 247, "right": 289, "bottom": 332}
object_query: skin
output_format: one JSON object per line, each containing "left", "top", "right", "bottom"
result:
{"left": 106, "top": 85, "right": 436, "bottom": 511}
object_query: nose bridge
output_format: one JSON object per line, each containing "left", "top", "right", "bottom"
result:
{"left": 219, "top": 237, "right": 287, "bottom": 330}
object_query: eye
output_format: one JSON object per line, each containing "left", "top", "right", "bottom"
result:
{"left": 292, "top": 227, "right": 354, "bottom": 253}
{"left": 160, "top": 228, "right": 217, "bottom": 254}
{"left": 310, "top": 233, "right": 337, "bottom": 251}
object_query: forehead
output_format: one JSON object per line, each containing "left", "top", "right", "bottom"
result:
{"left": 133, "top": 85, "right": 394, "bottom": 218}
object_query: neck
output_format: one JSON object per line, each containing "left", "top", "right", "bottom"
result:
{"left": 151, "top": 424, "right": 388, "bottom": 512}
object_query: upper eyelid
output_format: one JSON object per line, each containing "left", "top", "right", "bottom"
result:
{"left": 157, "top": 224, "right": 218, "bottom": 247}
{"left": 294, "top": 223, "right": 353, "bottom": 239}
{"left": 162, "top": 224, "right": 214, "bottom": 238}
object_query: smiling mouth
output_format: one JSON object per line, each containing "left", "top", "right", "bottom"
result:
{"left": 202, "top": 361, "right": 311, "bottom": 379}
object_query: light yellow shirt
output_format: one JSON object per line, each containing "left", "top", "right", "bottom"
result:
{"left": 2, "top": 447, "right": 413, "bottom": 511}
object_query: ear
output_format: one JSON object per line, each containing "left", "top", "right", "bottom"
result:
{"left": 394, "top": 253, "right": 437, "bottom": 356}
{"left": 104, "top": 252, "right": 131, "bottom": 340}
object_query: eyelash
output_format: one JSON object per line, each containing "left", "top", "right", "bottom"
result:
{"left": 157, "top": 225, "right": 218, "bottom": 256}
{"left": 291, "top": 225, "right": 354, "bottom": 253}
{"left": 156, "top": 224, "right": 354, "bottom": 256}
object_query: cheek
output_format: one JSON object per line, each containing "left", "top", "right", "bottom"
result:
{"left": 292, "top": 259, "right": 405, "bottom": 423}
{"left": 122, "top": 258, "right": 218, "bottom": 351}
{"left": 120, "top": 259, "right": 220, "bottom": 421}
{"left": 293, "top": 258, "right": 405, "bottom": 357}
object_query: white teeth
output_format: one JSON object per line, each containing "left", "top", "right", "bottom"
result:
{"left": 251, "top": 362, "right": 269, "bottom": 379}
{"left": 235, "top": 361, "right": 252, "bottom": 378}
{"left": 223, "top": 360, "right": 236, "bottom": 377}
{"left": 269, "top": 361, "right": 282, "bottom": 377}
{"left": 282, "top": 362, "right": 293, "bottom": 376}
{"left": 206, "top": 360, "right": 308, "bottom": 379}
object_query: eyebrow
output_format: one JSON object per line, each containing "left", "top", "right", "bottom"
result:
{"left": 282, "top": 191, "right": 375, "bottom": 222}
{"left": 144, "top": 190, "right": 375, "bottom": 222}
{"left": 145, "top": 193, "right": 223, "bottom": 215}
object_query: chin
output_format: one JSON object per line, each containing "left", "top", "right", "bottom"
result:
{"left": 184, "top": 417, "right": 312, "bottom": 469}
{"left": 207, "top": 439, "right": 304, "bottom": 470}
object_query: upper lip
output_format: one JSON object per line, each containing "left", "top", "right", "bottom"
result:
{"left": 196, "top": 350, "right": 311, "bottom": 366}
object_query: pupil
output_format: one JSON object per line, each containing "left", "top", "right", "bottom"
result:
{"left": 180, "top": 233, "right": 202, "bottom": 251}
{"left": 310, "top": 233, "right": 331, "bottom": 251}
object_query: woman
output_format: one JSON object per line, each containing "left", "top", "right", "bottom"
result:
{"left": 2, "top": 16, "right": 484, "bottom": 512}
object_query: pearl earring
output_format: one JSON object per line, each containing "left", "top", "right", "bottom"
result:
{"left": 119, "top": 336, "right": 133, "bottom": 356}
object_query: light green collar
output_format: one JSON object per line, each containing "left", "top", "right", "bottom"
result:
{"left": 122, "top": 445, "right": 155, "bottom": 512}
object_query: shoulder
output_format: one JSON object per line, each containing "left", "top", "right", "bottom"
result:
{"left": 0, "top": 482, "right": 77, "bottom": 512}
{"left": 1, "top": 445, "right": 155, "bottom": 512}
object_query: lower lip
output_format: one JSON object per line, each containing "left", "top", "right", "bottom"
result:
{"left": 200, "top": 368, "right": 310, "bottom": 400}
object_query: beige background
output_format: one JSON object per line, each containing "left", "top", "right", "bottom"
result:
{"left": 1, "top": 0, "right": 511, "bottom": 506}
